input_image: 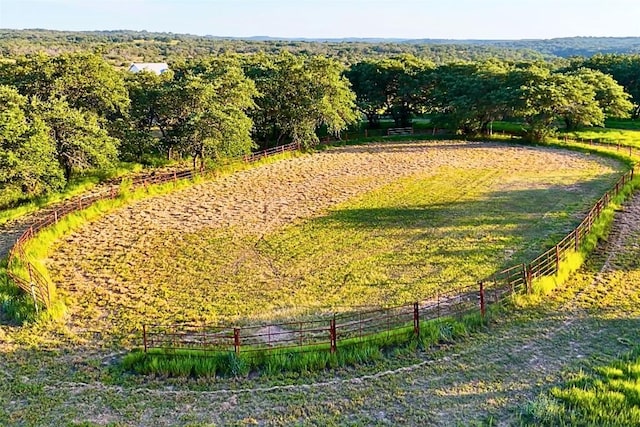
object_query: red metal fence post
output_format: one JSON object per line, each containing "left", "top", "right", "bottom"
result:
{"left": 479, "top": 282, "right": 486, "bottom": 319}
{"left": 234, "top": 328, "right": 241, "bottom": 354}
{"left": 413, "top": 302, "right": 420, "bottom": 336}
{"left": 330, "top": 316, "right": 337, "bottom": 353}
{"left": 27, "top": 263, "right": 34, "bottom": 284}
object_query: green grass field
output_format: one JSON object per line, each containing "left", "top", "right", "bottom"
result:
{"left": 1, "top": 140, "right": 639, "bottom": 425}
{"left": 489, "top": 119, "right": 640, "bottom": 150}
{"left": 40, "top": 144, "right": 624, "bottom": 338}
{"left": 524, "top": 348, "right": 640, "bottom": 426}
{"left": 565, "top": 127, "right": 640, "bottom": 149}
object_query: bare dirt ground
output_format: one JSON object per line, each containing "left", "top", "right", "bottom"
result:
{"left": 0, "top": 141, "right": 637, "bottom": 426}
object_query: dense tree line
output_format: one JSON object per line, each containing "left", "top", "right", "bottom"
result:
{"left": 0, "top": 52, "right": 359, "bottom": 206}
{"left": 4, "top": 30, "right": 640, "bottom": 67}
{"left": 0, "top": 49, "right": 637, "bottom": 208}
{"left": 0, "top": 29, "right": 548, "bottom": 66}
{"left": 346, "top": 56, "right": 634, "bottom": 141}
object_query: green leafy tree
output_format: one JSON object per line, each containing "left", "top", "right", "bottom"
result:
{"left": 0, "top": 85, "right": 63, "bottom": 201}
{"left": 430, "top": 60, "right": 512, "bottom": 135}
{"left": 389, "top": 55, "right": 435, "bottom": 127}
{"left": 245, "top": 52, "right": 358, "bottom": 147}
{"left": 346, "top": 60, "right": 390, "bottom": 129}
{"left": 154, "top": 55, "right": 257, "bottom": 168}
{"left": 41, "top": 98, "right": 119, "bottom": 180}
{"left": 569, "top": 68, "right": 634, "bottom": 121}
{"left": 122, "top": 69, "right": 172, "bottom": 161}
{"left": 0, "top": 52, "right": 129, "bottom": 121}
{"left": 575, "top": 54, "right": 640, "bottom": 117}
{"left": 510, "top": 64, "right": 604, "bottom": 141}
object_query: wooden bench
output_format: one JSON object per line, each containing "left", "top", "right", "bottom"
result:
{"left": 387, "top": 127, "right": 414, "bottom": 136}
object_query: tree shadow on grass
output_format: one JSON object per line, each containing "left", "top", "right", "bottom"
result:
{"left": 306, "top": 174, "right": 621, "bottom": 274}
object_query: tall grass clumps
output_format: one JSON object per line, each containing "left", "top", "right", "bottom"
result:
{"left": 124, "top": 312, "right": 489, "bottom": 378}
{"left": 0, "top": 259, "right": 37, "bottom": 323}
{"left": 522, "top": 347, "right": 640, "bottom": 426}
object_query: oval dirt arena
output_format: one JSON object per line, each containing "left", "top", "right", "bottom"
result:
{"left": 47, "top": 141, "right": 623, "bottom": 340}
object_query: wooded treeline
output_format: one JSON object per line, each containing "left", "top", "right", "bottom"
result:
{"left": 4, "top": 30, "right": 640, "bottom": 64}
{"left": 0, "top": 47, "right": 638, "bottom": 208}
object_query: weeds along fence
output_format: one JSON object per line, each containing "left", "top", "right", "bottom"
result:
{"left": 5, "top": 136, "right": 637, "bottom": 351}
{"left": 561, "top": 135, "right": 640, "bottom": 159}
{"left": 6, "top": 142, "right": 301, "bottom": 312}
{"left": 143, "top": 166, "right": 636, "bottom": 357}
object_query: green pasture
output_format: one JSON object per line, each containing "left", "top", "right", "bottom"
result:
{"left": 565, "top": 126, "right": 640, "bottom": 149}
{"left": 83, "top": 156, "right": 624, "bottom": 333}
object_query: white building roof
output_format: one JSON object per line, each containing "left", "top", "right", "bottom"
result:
{"left": 128, "top": 62, "right": 169, "bottom": 75}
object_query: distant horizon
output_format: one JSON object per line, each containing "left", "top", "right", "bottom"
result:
{"left": 2, "top": 0, "right": 640, "bottom": 41}
{"left": 4, "top": 28, "right": 640, "bottom": 43}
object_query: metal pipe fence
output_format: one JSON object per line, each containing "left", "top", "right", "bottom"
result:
{"left": 4, "top": 135, "right": 637, "bottom": 356}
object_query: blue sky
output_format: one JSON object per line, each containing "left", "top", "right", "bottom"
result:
{"left": 1, "top": 0, "right": 640, "bottom": 40}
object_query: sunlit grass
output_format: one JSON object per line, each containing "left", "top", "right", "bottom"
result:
{"left": 524, "top": 348, "right": 640, "bottom": 426}
{"left": 85, "top": 160, "right": 622, "bottom": 332}
{"left": 565, "top": 127, "right": 640, "bottom": 149}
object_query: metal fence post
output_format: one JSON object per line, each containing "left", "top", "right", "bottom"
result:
{"left": 526, "top": 265, "right": 532, "bottom": 294}
{"left": 234, "top": 328, "right": 241, "bottom": 354}
{"left": 574, "top": 228, "right": 580, "bottom": 251}
{"left": 479, "top": 282, "right": 486, "bottom": 319}
{"left": 413, "top": 302, "right": 420, "bottom": 337}
{"left": 30, "top": 281, "right": 39, "bottom": 314}
{"left": 143, "top": 324, "right": 148, "bottom": 353}
{"left": 555, "top": 245, "right": 560, "bottom": 273}
{"left": 330, "top": 315, "right": 337, "bottom": 354}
